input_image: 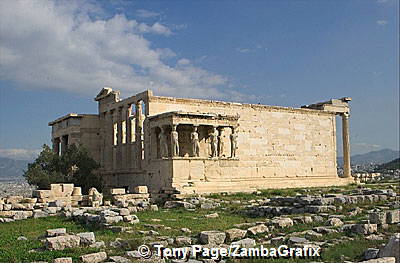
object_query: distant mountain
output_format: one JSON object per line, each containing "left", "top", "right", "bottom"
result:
{"left": 0, "top": 157, "right": 29, "bottom": 179}
{"left": 375, "top": 158, "right": 400, "bottom": 172}
{"left": 337, "top": 149, "right": 400, "bottom": 166}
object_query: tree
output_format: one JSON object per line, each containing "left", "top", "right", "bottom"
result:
{"left": 24, "top": 144, "right": 101, "bottom": 193}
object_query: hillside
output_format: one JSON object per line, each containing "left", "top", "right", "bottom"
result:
{"left": 375, "top": 158, "right": 400, "bottom": 172}
{"left": 0, "top": 157, "right": 29, "bottom": 180}
{"left": 337, "top": 148, "right": 399, "bottom": 166}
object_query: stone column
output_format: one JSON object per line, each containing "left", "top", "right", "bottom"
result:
{"left": 135, "top": 101, "right": 143, "bottom": 169}
{"left": 125, "top": 104, "right": 132, "bottom": 168}
{"left": 171, "top": 124, "right": 179, "bottom": 157}
{"left": 217, "top": 127, "right": 224, "bottom": 157}
{"left": 52, "top": 138, "right": 60, "bottom": 155}
{"left": 61, "top": 135, "right": 68, "bottom": 155}
{"left": 105, "top": 110, "right": 113, "bottom": 170}
{"left": 112, "top": 109, "right": 118, "bottom": 170}
{"left": 341, "top": 113, "right": 351, "bottom": 178}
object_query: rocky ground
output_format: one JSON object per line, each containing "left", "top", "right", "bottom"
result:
{"left": 0, "top": 179, "right": 35, "bottom": 198}
{"left": 0, "top": 181, "right": 399, "bottom": 263}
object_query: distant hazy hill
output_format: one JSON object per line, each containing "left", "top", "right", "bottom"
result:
{"left": 375, "top": 158, "right": 400, "bottom": 171}
{"left": 0, "top": 157, "right": 29, "bottom": 179}
{"left": 338, "top": 149, "right": 400, "bottom": 166}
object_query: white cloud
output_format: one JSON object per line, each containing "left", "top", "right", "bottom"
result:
{"left": 0, "top": 0, "right": 231, "bottom": 99}
{"left": 0, "top": 149, "right": 41, "bottom": 160}
{"left": 136, "top": 9, "right": 160, "bottom": 19}
{"left": 377, "top": 20, "right": 388, "bottom": 26}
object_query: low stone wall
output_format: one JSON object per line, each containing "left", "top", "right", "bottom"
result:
{"left": 245, "top": 189, "right": 398, "bottom": 217}
{"left": 0, "top": 183, "right": 152, "bottom": 223}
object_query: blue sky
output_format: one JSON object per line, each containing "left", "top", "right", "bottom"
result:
{"left": 0, "top": 0, "right": 398, "bottom": 160}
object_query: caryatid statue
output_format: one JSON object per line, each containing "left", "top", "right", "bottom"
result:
{"left": 191, "top": 126, "right": 200, "bottom": 157}
{"left": 171, "top": 124, "right": 179, "bottom": 157}
{"left": 209, "top": 127, "right": 218, "bottom": 157}
{"left": 158, "top": 127, "right": 168, "bottom": 158}
{"left": 230, "top": 127, "right": 238, "bottom": 158}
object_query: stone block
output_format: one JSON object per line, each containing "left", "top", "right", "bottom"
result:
{"left": 72, "top": 187, "right": 82, "bottom": 196}
{"left": 77, "top": 232, "right": 96, "bottom": 245}
{"left": 32, "top": 190, "right": 52, "bottom": 199}
{"left": 325, "top": 218, "right": 343, "bottom": 227}
{"left": 352, "top": 224, "right": 378, "bottom": 235}
{"left": 61, "top": 184, "right": 74, "bottom": 196}
{"left": 50, "top": 184, "right": 63, "bottom": 194}
{"left": 133, "top": 186, "right": 148, "bottom": 194}
{"left": 360, "top": 258, "right": 396, "bottom": 263}
{"left": 175, "top": 236, "right": 192, "bottom": 246}
{"left": 247, "top": 224, "right": 269, "bottom": 236}
{"left": 378, "top": 233, "right": 399, "bottom": 263}
{"left": 101, "top": 216, "right": 123, "bottom": 224}
{"left": 369, "top": 212, "right": 386, "bottom": 225}
{"left": 225, "top": 228, "right": 247, "bottom": 241}
{"left": 119, "top": 208, "right": 130, "bottom": 216}
{"left": 0, "top": 211, "right": 17, "bottom": 218}
{"left": 5, "top": 196, "right": 23, "bottom": 204}
{"left": 199, "top": 231, "right": 226, "bottom": 245}
{"left": 111, "top": 188, "right": 126, "bottom": 195}
{"left": 45, "top": 235, "right": 80, "bottom": 250}
{"left": 386, "top": 210, "right": 400, "bottom": 224}
{"left": 33, "top": 210, "right": 49, "bottom": 218}
{"left": 271, "top": 217, "right": 294, "bottom": 228}
{"left": 231, "top": 238, "right": 256, "bottom": 248}
{"left": 53, "top": 258, "right": 72, "bottom": 263}
{"left": 80, "top": 252, "right": 107, "bottom": 263}
{"left": 22, "top": 198, "right": 37, "bottom": 204}
{"left": 47, "top": 228, "right": 66, "bottom": 237}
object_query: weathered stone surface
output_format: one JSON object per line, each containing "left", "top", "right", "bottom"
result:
{"left": 288, "top": 236, "right": 308, "bottom": 245}
{"left": 386, "top": 210, "right": 400, "bottom": 224}
{"left": 225, "top": 228, "right": 247, "bottom": 241}
{"left": 363, "top": 248, "right": 379, "bottom": 260}
{"left": 89, "top": 241, "right": 106, "bottom": 248}
{"left": 80, "top": 252, "right": 108, "bottom": 263}
{"left": 88, "top": 188, "right": 103, "bottom": 207}
{"left": 33, "top": 210, "right": 49, "bottom": 218}
{"left": 77, "top": 232, "right": 96, "bottom": 245}
{"left": 109, "top": 256, "right": 131, "bottom": 263}
{"left": 271, "top": 217, "right": 293, "bottom": 228}
{"left": 359, "top": 258, "right": 396, "bottom": 263}
{"left": 231, "top": 238, "right": 256, "bottom": 248}
{"left": 378, "top": 233, "right": 400, "bottom": 262}
{"left": 45, "top": 235, "right": 80, "bottom": 250}
{"left": 53, "top": 257, "right": 73, "bottom": 263}
{"left": 111, "top": 188, "right": 126, "bottom": 195}
{"left": 247, "top": 224, "right": 269, "bottom": 236}
{"left": 326, "top": 218, "right": 343, "bottom": 227}
{"left": 164, "top": 201, "right": 195, "bottom": 209}
{"left": 175, "top": 236, "right": 192, "bottom": 246}
{"left": 133, "top": 186, "right": 148, "bottom": 194}
{"left": 370, "top": 212, "right": 387, "bottom": 225}
{"left": 46, "top": 228, "right": 66, "bottom": 237}
{"left": 340, "top": 224, "right": 377, "bottom": 235}
{"left": 119, "top": 208, "right": 130, "bottom": 216}
{"left": 199, "top": 231, "right": 226, "bottom": 245}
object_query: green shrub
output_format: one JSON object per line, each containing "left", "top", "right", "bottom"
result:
{"left": 24, "top": 144, "right": 101, "bottom": 193}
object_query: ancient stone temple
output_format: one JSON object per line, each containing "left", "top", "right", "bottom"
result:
{"left": 49, "top": 87, "right": 353, "bottom": 195}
